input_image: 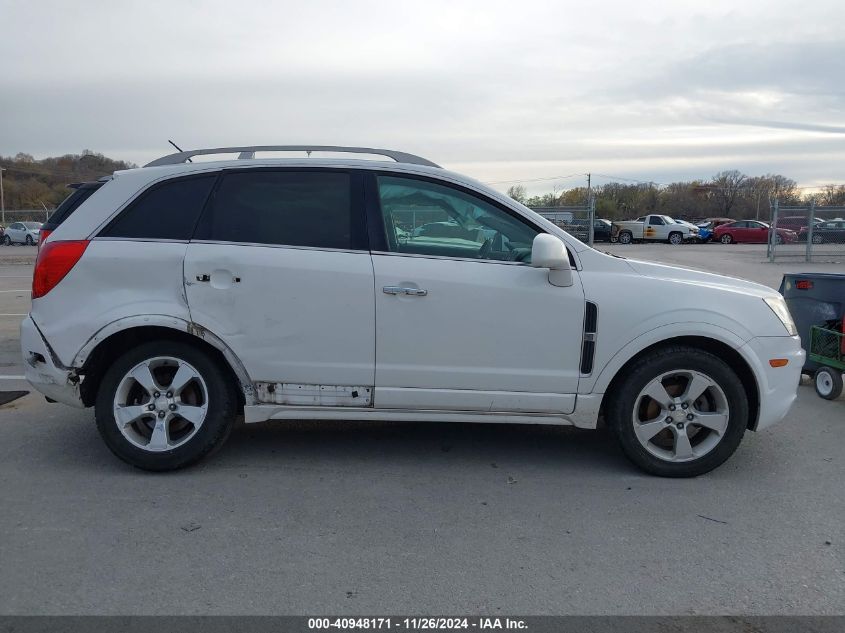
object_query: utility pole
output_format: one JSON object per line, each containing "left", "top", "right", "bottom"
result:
{"left": 586, "top": 173, "right": 594, "bottom": 246}
{"left": 0, "top": 166, "right": 5, "bottom": 226}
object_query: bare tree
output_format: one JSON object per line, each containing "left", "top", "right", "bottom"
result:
{"left": 506, "top": 184, "right": 527, "bottom": 204}
{"left": 711, "top": 170, "right": 747, "bottom": 216}
{"left": 820, "top": 184, "right": 845, "bottom": 206}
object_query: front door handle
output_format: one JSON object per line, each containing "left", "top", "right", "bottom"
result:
{"left": 383, "top": 286, "right": 428, "bottom": 297}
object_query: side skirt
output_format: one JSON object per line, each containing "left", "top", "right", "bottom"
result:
{"left": 243, "top": 405, "right": 577, "bottom": 426}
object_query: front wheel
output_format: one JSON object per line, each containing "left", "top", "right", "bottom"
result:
{"left": 95, "top": 341, "right": 238, "bottom": 471}
{"left": 775, "top": 234, "right": 784, "bottom": 245}
{"left": 25, "top": 235, "right": 34, "bottom": 246}
{"left": 668, "top": 232, "right": 683, "bottom": 245}
{"left": 3, "top": 235, "right": 11, "bottom": 246}
{"left": 720, "top": 234, "right": 733, "bottom": 244}
{"left": 618, "top": 231, "right": 633, "bottom": 244}
{"left": 606, "top": 346, "right": 748, "bottom": 477}
{"left": 815, "top": 367, "right": 843, "bottom": 400}
{"left": 811, "top": 234, "right": 824, "bottom": 244}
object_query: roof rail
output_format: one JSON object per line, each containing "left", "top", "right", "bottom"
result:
{"left": 144, "top": 145, "right": 440, "bottom": 168}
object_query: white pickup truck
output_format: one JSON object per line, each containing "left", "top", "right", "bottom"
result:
{"left": 612, "top": 214, "right": 699, "bottom": 245}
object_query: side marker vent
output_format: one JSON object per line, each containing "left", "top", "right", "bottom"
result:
{"left": 580, "top": 302, "right": 598, "bottom": 375}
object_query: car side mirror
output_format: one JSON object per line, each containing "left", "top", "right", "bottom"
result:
{"left": 531, "top": 234, "right": 573, "bottom": 287}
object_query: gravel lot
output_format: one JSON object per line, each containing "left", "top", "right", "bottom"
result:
{"left": 0, "top": 242, "right": 843, "bottom": 615}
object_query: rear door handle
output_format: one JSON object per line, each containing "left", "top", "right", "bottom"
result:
{"left": 383, "top": 286, "right": 427, "bottom": 297}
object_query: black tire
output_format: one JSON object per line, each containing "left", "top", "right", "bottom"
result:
{"left": 618, "top": 231, "right": 633, "bottom": 245}
{"left": 95, "top": 340, "right": 237, "bottom": 471}
{"left": 606, "top": 345, "right": 749, "bottom": 477}
{"left": 814, "top": 367, "right": 843, "bottom": 400}
{"left": 3, "top": 235, "right": 11, "bottom": 246}
{"left": 668, "top": 232, "right": 683, "bottom": 245}
{"left": 25, "top": 235, "right": 34, "bottom": 246}
{"left": 720, "top": 234, "right": 733, "bottom": 244}
{"left": 811, "top": 234, "right": 824, "bottom": 244}
{"left": 775, "top": 234, "right": 783, "bottom": 245}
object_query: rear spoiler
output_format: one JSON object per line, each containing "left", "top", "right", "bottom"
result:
{"left": 67, "top": 176, "right": 112, "bottom": 190}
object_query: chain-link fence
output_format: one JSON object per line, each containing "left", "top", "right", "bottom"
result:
{"left": 769, "top": 200, "right": 845, "bottom": 261}
{"left": 1, "top": 210, "right": 53, "bottom": 226}
{"left": 530, "top": 199, "right": 599, "bottom": 246}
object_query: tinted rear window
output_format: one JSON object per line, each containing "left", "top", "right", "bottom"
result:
{"left": 44, "top": 185, "right": 101, "bottom": 230}
{"left": 193, "top": 170, "right": 360, "bottom": 249}
{"left": 101, "top": 175, "right": 217, "bottom": 240}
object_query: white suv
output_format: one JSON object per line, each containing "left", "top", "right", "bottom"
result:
{"left": 22, "top": 145, "right": 804, "bottom": 476}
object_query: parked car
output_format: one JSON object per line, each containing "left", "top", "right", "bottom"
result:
{"left": 23, "top": 144, "right": 803, "bottom": 477}
{"left": 775, "top": 216, "right": 814, "bottom": 232}
{"left": 695, "top": 218, "right": 734, "bottom": 240}
{"left": 560, "top": 218, "right": 612, "bottom": 243}
{"left": 4, "top": 221, "right": 42, "bottom": 245}
{"left": 671, "top": 218, "right": 707, "bottom": 242}
{"left": 612, "top": 214, "right": 699, "bottom": 244}
{"left": 797, "top": 221, "right": 845, "bottom": 244}
{"left": 714, "top": 220, "right": 797, "bottom": 244}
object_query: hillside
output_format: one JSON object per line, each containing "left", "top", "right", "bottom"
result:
{"left": 0, "top": 151, "right": 136, "bottom": 210}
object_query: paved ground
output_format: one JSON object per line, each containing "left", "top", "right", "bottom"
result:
{"left": 0, "top": 243, "right": 843, "bottom": 615}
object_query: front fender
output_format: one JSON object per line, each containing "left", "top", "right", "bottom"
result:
{"left": 582, "top": 320, "right": 751, "bottom": 395}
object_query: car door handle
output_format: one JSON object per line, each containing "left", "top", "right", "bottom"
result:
{"left": 196, "top": 273, "right": 241, "bottom": 283}
{"left": 383, "top": 286, "right": 427, "bottom": 297}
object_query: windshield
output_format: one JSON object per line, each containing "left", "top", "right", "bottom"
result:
{"left": 23, "top": 222, "right": 42, "bottom": 230}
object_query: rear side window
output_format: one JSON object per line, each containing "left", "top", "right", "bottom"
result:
{"left": 44, "top": 184, "right": 102, "bottom": 230}
{"left": 100, "top": 175, "right": 217, "bottom": 240}
{"left": 194, "top": 170, "right": 361, "bottom": 249}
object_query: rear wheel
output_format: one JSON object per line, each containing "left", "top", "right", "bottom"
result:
{"left": 814, "top": 367, "right": 843, "bottom": 400}
{"left": 95, "top": 341, "right": 237, "bottom": 471}
{"left": 775, "top": 234, "right": 784, "bottom": 245}
{"left": 606, "top": 346, "right": 748, "bottom": 477}
{"left": 720, "top": 234, "right": 733, "bottom": 244}
{"left": 618, "top": 231, "right": 633, "bottom": 244}
{"left": 668, "top": 232, "right": 683, "bottom": 245}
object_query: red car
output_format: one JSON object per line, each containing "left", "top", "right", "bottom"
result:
{"left": 714, "top": 220, "right": 797, "bottom": 244}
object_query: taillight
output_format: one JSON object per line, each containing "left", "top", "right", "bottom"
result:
{"left": 37, "top": 229, "right": 52, "bottom": 251}
{"left": 32, "top": 240, "right": 89, "bottom": 299}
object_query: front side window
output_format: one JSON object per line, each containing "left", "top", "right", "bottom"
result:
{"left": 649, "top": 216, "right": 665, "bottom": 225}
{"left": 376, "top": 176, "right": 538, "bottom": 262}
{"left": 101, "top": 175, "right": 217, "bottom": 240}
{"left": 194, "top": 170, "right": 360, "bottom": 249}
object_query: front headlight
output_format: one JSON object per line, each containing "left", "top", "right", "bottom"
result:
{"left": 763, "top": 296, "right": 797, "bottom": 336}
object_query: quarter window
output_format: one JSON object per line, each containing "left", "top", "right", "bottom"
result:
{"left": 376, "top": 176, "right": 538, "bottom": 262}
{"left": 101, "top": 175, "right": 216, "bottom": 240}
{"left": 194, "top": 170, "right": 360, "bottom": 249}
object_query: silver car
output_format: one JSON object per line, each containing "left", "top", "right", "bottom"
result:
{"left": 4, "top": 221, "right": 41, "bottom": 245}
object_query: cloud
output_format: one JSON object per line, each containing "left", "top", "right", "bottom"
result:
{"left": 1, "top": 0, "right": 844, "bottom": 194}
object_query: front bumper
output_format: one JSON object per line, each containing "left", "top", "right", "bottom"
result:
{"left": 20, "top": 316, "right": 85, "bottom": 408}
{"left": 741, "top": 335, "right": 805, "bottom": 430}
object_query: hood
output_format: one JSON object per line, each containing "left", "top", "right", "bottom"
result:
{"left": 624, "top": 258, "right": 777, "bottom": 299}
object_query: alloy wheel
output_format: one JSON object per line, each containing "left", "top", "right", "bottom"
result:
{"left": 632, "top": 370, "right": 730, "bottom": 463}
{"left": 112, "top": 356, "right": 209, "bottom": 452}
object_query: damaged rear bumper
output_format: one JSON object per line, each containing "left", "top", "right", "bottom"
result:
{"left": 21, "top": 316, "right": 85, "bottom": 408}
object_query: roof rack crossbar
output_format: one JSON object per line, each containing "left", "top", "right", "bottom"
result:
{"left": 145, "top": 145, "right": 440, "bottom": 168}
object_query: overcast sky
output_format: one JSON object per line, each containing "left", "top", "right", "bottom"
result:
{"left": 1, "top": 0, "right": 844, "bottom": 194}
